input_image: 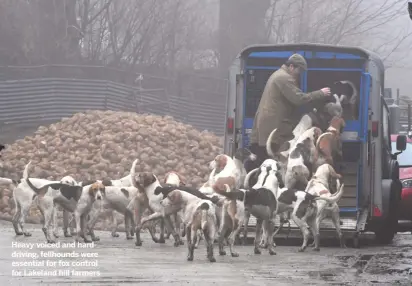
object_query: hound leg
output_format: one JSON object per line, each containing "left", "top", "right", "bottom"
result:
{"left": 80, "top": 214, "right": 93, "bottom": 243}
{"left": 306, "top": 214, "right": 320, "bottom": 251}
{"left": 12, "top": 201, "right": 24, "bottom": 235}
{"left": 194, "top": 229, "right": 202, "bottom": 249}
{"left": 254, "top": 219, "right": 263, "bottom": 255}
{"left": 110, "top": 211, "right": 120, "bottom": 237}
{"left": 291, "top": 213, "right": 311, "bottom": 252}
{"left": 331, "top": 206, "right": 346, "bottom": 248}
{"left": 228, "top": 220, "right": 243, "bottom": 257}
{"left": 52, "top": 206, "right": 60, "bottom": 238}
{"left": 158, "top": 219, "right": 166, "bottom": 243}
{"left": 186, "top": 226, "right": 194, "bottom": 261}
{"left": 63, "top": 210, "right": 72, "bottom": 237}
{"left": 242, "top": 210, "right": 250, "bottom": 245}
{"left": 164, "top": 215, "right": 183, "bottom": 246}
{"left": 133, "top": 203, "right": 146, "bottom": 246}
{"left": 266, "top": 220, "right": 276, "bottom": 255}
{"left": 86, "top": 208, "right": 101, "bottom": 242}
{"left": 218, "top": 211, "right": 231, "bottom": 256}
{"left": 124, "top": 210, "right": 134, "bottom": 240}
{"left": 19, "top": 203, "right": 32, "bottom": 237}
{"left": 41, "top": 205, "right": 56, "bottom": 243}
{"left": 204, "top": 228, "right": 216, "bottom": 263}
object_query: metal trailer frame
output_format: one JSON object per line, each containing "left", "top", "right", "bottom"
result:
{"left": 223, "top": 43, "right": 404, "bottom": 246}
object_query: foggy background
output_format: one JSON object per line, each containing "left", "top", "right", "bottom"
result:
{"left": 0, "top": 0, "right": 411, "bottom": 90}
{"left": 0, "top": 0, "right": 411, "bottom": 137}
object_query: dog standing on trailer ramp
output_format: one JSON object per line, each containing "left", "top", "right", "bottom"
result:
{"left": 305, "top": 163, "right": 346, "bottom": 251}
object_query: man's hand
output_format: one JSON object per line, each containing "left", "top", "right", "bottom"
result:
{"left": 320, "top": 87, "right": 331, "bottom": 96}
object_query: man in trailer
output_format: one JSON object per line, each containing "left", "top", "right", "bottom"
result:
{"left": 248, "top": 54, "right": 331, "bottom": 167}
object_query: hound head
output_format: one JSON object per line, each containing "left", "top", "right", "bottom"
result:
{"left": 60, "top": 175, "right": 77, "bottom": 186}
{"left": 161, "top": 189, "right": 183, "bottom": 208}
{"left": 164, "top": 171, "right": 186, "bottom": 187}
{"left": 89, "top": 182, "right": 105, "bottom": 200}
{"left": 314, "top": 163, "right": 342, "bottom": 182}
{"left": 134, "top": 172, "right": 157, "bottom": 189}
{"left": 234, "top": 148, "right": 257, "bottom": 163}
{"left": 328, "top": 116, "right": 346, "bottom": 134}
{"left": 210, "top": 154, "right": 228, "bottom": 173}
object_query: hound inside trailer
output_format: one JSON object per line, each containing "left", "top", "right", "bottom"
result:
{"left": 223, "top": 43, "right": 407, "bottom": 246}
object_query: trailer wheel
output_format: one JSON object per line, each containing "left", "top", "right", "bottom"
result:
{"left": 374, "top": 184, "right": 399, "bottom": 244}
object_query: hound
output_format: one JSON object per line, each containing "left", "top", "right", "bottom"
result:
{"left": 11, "top": 161, "right": 78, "bottom": 242}
{"left": 315, "top": 116, "right": 346, "bottom": 172}
{"left": 52, "top": 178, "right": 106, "bottom": 243}
{"left": 305, "top": 163, "right": 346, "bottom": 251}
{"left": 285, "top": 127, "right": 322, "bottom": 190}
{"left": 86, "top": 184, "right": 139, "bottom": 240}
{"left": 215, "top": 159, "right": 283, "bottom": 256}
{"left": 163, "top": 171, "right": 186, "bottom": 240}
{"left": 331, "top": 80, "right": 358, "bottom": 120}
{"left": 143, "top": 189, "right": 218, "bottom": 262}
{"left": 127, "top": 164, "right": 184, "bottom": 247}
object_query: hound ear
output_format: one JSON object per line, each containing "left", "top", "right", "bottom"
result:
{"left": 177, "top": 173, "right": 186, "bottom": 186}
{"left": 276, "top": 171, "right": 285, "bottom": 188}
{"left": 121, "top": 188, "right": 129, "bottom": 198}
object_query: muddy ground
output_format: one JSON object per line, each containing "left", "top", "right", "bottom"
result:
{"left": 0, "top": 220, "right": 411, "bottom": 286}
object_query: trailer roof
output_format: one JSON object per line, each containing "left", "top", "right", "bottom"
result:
{"left": 238, "top": 43, "right": 385, "bottom": 72}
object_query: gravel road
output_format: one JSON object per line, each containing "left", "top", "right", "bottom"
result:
{"left": 0, "top": 220, "right": 411, "bottom": 286}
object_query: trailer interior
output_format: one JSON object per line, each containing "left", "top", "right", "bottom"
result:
{"left": 241, "top": 46, "right": 370, "bottom": 232}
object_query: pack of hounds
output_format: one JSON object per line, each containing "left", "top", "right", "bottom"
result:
{"left": 0, "top": 82, "right": 354, "bottom": 263}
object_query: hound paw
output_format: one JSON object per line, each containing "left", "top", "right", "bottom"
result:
{"left": 231, "top": 252, "right": 239, "bottom": 257}
{"left": 83, "top": 238, "right": 93, "bottom": 243}
{"left": 23, "top": 232, "right": 32, "bottom": 237}
{"left": 179, "top": 240, "right": 184, "bottom": 245}
{"left": 158, "top": 238, "right": 166, "bottom": 244}
{"left": 53, "top": 232, "right": 59, "bottom": 238}
{"left": 111, "top": 232, "right": 120, "bottom": 238}
{"left": 209, "top": 257, "right": 216, "bottom": 263}
{"left": 312, "top": 247, "right": 320, "bottom": 252}
{"left": 254, "top": 248, "right": 261, "bottom": 255}
{"left": 219, "top": 250, "right": 226, "bottom": 256}
{"left": 298, "top": 247, "right": 306, "bottom": 252}
{"left": 15, "top": 231, "right": 24, "bottom": 236}
{"left": 135, "top": 241, "right": 142, "bottom": 247}
{"left": 91, "top": 236, "right": 100, "bottom": 242}
{"left": 47, "top": 239, "right": 56, "bottom": 244}
{"left": 187, "top": 255, "right": 194, "bottom": 261}
{"left": 64, "top": 232, "right": 72, "bottom": 238}
{"left": 126, "top": 235, "right": 133, "bottom": 240}
{"left": 268, "top": 249, "right": 276, "bottom": 255}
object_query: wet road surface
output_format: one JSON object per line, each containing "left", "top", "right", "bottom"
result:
{"left": 0, "top": 221, "right": 411, "bottom": 285}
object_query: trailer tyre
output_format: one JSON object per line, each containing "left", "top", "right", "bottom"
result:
{"left": 374, "top": 182, "right": 400, "bottom": 244}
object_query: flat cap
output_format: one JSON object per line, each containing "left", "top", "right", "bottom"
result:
{"left": 287, "top": 54, "right": 307, "bottom": 70}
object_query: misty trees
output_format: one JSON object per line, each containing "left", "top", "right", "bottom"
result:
{"left": 0, "top": 0, "right": 410, "bottom": 73}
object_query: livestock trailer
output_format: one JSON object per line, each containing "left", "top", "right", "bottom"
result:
{"left": 223, "top": 43, "right": 407, "bottom": 246}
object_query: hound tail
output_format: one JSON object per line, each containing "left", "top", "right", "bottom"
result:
{"left": 200, "top": 202, "right": 210, "bottom": 231}
{"left": 130, "top": 159, "right": 138, "bottom": 189}
{"left": 314, "top": 181, "right": 345, "bottom": 204}
{"left": 22, "top": 160, "right": 32, "bottom": 179}
{"left": 266, "top": 128, "right": 277, "bottom": 158}
{"left": 213, "top": 184, "right": 244, "bottom": 201}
